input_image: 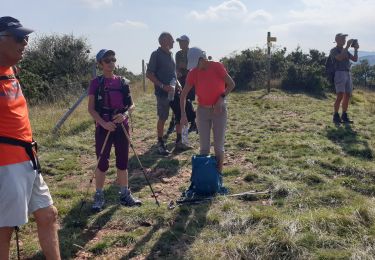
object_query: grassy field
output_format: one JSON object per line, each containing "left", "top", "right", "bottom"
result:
{"left": 10, "top": 85, "right": 375, "bottom": 259}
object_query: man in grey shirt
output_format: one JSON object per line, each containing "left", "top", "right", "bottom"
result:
{"left": 146, "top": 32, "right": 188, "bottom": 155}
{"left": 330, "top": 33, "right": 359, "bottom": 124}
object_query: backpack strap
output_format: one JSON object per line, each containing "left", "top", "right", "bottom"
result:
{"left": 119, "top": 77, "right": 133, "bottom": 111}
{"left": 0, "top": 66, "right": 19, "bottom": 81}
{"left": 0, "top": 136, "right": 41, "bottom": 172}
{"left": 94, "top": 75, "right": 106, "bottom": 115}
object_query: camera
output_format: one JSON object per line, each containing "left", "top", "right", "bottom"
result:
{"left": 351, "top": 39, "right": 358, "bottom": 47}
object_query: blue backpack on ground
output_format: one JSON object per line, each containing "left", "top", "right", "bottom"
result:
{"left": 186, "top": 155, "right": 227, "bottom": 196}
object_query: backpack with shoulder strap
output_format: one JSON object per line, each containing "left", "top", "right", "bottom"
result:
{"left": 325, "top": 49, "right": 337, "bottom": 85}
{"left": 94, "top": 75, "right": 133, "bottom": 116}
{"left": 186, "top": 155, "right": 227, "bottom": 196}
{"left": 0, "top": 66, "right": 41, "bottom": 172}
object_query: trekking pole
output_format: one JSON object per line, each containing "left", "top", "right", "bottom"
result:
{"left": 79, "top": 130, "right": 111, "bottom": 211}
{"left": 14, "top": 226, "right": 20, "bottom": 260}
{"left": 120, "top": 123, "right": 160, "bottom": 207}
{"left": 129, "top": 112, "right": 134, "bottom": 132}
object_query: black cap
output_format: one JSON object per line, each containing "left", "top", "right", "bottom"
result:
{"left": 0, "top": 16, "right": 33, "bottom": 37}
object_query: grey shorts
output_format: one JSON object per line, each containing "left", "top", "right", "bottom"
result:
{"left": 0, "top": 161, "right": 53, "bottom": 227}
{"left": 334, "top": 71, "right": 352, "bottom": 94}
{"left": 156, "top": 95, "right": 170, "bottom": 121}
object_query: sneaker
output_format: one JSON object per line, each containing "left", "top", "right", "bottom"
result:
{"left": 92, "top": 191, "right": 105, "bottom": 212}
{"left": 157, "top": 141, "right": 170, "bottom": 156}
{"left": 341, "top": 112, "right": 353, "bottom": 124}
{"left": 175, "top": 141, "right": 192, "bottom": 151}
{"left": 120, "top": 190, "right": 142, "bottom": 207}
{"left": 333, "top": 113, "right": 342, "bottom": 124}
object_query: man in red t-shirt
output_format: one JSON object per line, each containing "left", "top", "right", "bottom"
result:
{"left": 180, "top": 47, "right": 235, "bottom": 172}
{"left": 0, "top": 16, "right": 60, "bottom": 259}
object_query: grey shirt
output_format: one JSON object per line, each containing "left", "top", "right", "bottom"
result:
{"left": 330, "top": 47, "right": 354, "bottom": 72}
{"left": 147, "top": 47, "right": 176, "bottom": 97}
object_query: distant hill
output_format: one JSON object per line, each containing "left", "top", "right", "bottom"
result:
{"left": 352, "top": 51, "right": 375, "bottom": 66}
{"left": 359, "top": 55, "right": 375, "bottom": 66}
{"left": 358, "top": 51, "right": 375, "bottom": 57}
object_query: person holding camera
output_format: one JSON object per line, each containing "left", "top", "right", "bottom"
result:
{"left": 330, "top": 33, "right": 359, "bottom": 124}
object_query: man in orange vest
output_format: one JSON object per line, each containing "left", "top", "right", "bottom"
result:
{"left": 0, "top": 16, "right": 60, "bottom": 259}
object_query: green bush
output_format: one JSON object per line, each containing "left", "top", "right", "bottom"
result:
{"left": 281, "top": 48, "right": 330, "bottom": 94}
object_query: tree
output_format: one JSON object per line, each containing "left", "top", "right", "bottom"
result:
{"left": 352, "top": 59, "right": 375, "bottom": 87}
{"left": 19, "top": 34, "right": 93, "bottom": 103}
{"left": 281, "top": 48, "right": 330, "bottom": 94}
{"left": 221, "top": 48, "right": 267, "bottom": 90}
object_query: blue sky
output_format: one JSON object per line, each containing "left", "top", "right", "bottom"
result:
{"left": 4, "top": 0, "right": 375, "bottom": 73}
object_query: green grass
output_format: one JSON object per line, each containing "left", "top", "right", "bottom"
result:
{"left": 10, "top": 86, "right": 375, "bottom": 259}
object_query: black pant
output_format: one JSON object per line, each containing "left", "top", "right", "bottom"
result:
{"left": 169, "top": 93, "right": 196, "bottom": 124}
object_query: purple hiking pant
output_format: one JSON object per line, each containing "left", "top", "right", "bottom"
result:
{"left": 95, "top": 122, "right": 130, "bottom": 172}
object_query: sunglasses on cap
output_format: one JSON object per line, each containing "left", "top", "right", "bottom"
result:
{"left": 0, "top": 34, "right": 29, "bottom": 43}
{"left": 102, "top": 57, "right": 116, "bottom": 64}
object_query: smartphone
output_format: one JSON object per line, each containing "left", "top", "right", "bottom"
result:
{"left": 351, "top": 39, "right": 358, "bottom": 47}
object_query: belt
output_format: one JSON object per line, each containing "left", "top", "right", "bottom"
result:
{"left": 0, "top": 136, "right": 41, "bottom": 172}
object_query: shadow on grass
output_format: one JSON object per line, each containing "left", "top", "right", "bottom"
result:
{"left": 127, "top": 143, "right": 183, "bottom": 193}
{"left": 326, "top": 124, "right": 373, "bottom": 160}
{"left": 26, "top": 185, "right": 121, "bottom": 259}
{"left": 121, "top": 203, "right": 211, "bottom": 259}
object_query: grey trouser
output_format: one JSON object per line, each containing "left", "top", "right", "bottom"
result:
{"left": 196, "top": 105, "right": 227, "bottom": 161}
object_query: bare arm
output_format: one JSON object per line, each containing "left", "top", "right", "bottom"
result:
{"left": 335, "top": 39, "right": 354, "bottom": 61}
{"left": 223, "top": 74, "right": 235, "bottom": 95}
{"left": 146, "top": 71, "right": 173, "bottom": 92}
{"left": 350, "top": 45, "right": 359, "bottom": 62}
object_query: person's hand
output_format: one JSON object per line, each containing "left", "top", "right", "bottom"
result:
{"left": 101, "top": 121, "right": 116, "bottom": 131}
{"left": 180, "top": 115, "right": 188, "bottom": 127}
{"left": 213, "top": 97, "right": 224, "bottom": 114}
{"left": 345, "top": 39, "right": 354, "bottom": 49}
{"left": 112, "top": 113, "right": 127, "bottom": 124}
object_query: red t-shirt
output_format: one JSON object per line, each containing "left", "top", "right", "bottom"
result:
{"left": 186, "top": 61, "right": 227, "bottom": 106}
{"left": 0, "top": 66, "right": 32, "bottom": 166}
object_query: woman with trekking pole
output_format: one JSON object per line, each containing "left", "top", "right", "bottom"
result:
{"left": 87, "top": 49, "right": 141, "bottom": 211}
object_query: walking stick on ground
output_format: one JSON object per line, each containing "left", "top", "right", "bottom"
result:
{"left": 120, "top": 123, "right": 160, "bottom": 207}
{"left": 79, "top": 130, "right": 111, "bottom": 211}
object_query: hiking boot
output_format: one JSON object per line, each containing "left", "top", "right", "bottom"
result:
{"left": 120, "top": 190, "right": 142, "bottom": 207}
{"left": 157, "top": 141, "right": 170, "bottom": 156}
{"left": 175, "top": 141, "right": 192, "bottom": 152}
{"left": 92, "top": 191, "right": 105, "bottom": 212}
{"left": 341, "top": 112, "right": 353, "bottom": 124}
{"left": 333, "top": 113, "right": 342, "bottom": 124}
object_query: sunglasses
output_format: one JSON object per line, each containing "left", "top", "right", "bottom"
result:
{"left": 102, "top": 57, "right": 117, "bottom": 64}
{"left": 0, "top": 34, "right": 29, "bottom": 43}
